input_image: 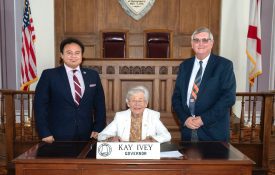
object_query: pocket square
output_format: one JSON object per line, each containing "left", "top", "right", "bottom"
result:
{"left": 89, "top": 84, "right": 96, "bottom": 87}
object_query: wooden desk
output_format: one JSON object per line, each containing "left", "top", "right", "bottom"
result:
{"left": 13, "top": 142, "right": 254, "bottom": 175}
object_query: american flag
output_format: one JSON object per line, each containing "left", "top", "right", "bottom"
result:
{"left": 20, "top": 0, "right": 37, "bottom": 91}
{"left": 246, "top": 0, "right": 262, "bottom": 86}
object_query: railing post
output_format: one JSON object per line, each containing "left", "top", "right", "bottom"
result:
{"left": 262, "top": 94, "right": 273, "bottom": 170}
{"left": 3, "top": 91, "right": 15, "bottom": 167}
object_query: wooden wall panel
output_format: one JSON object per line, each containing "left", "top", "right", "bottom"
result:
{"left": 128, "top": 33, "right": 144, "bottom": 58}
{"left": 83, "top": 59, "right": 182, "bottom": 140}
{"left": 100, "top": 0, "right": 125, "bottom": 28}
{"left": 55, "top": 0, "right": 221, "bottom": 61}
{"left": 159, "top": 80, "right": 167, "bottom": 111}
{"left": 83, "top": 46, "right": 96, "bottom": 58}
{"left": 142, "top": 1, "right": 173, "bottom": 29}
{"left": 64, "top": 0, "right": 96, "bottom": 33}
{"left": 179, "top": 0, "right": 210, "bottom": 34}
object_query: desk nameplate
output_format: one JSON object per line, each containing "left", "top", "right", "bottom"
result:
{"left": 96, "top": 142, "right": 160, "bottom": 159}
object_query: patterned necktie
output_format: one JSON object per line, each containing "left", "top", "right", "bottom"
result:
{"left": 129, "top": 116, "right": 142, "bottom": 142}
{"left": 73, "top": 70, "right": 82, "bottom": 106}
{"left": 189, "top": 61, "right": 203, "bottom": 142}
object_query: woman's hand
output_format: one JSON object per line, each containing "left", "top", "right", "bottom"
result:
{"left": 142, "top": 136, "right": 157, "bottom": 142}
{"left": 106, "top": 136, "right": 121, "bottom": 142}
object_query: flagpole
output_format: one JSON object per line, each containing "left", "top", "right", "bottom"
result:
{"left": 247, "top": 83, "right": 251, "bottom": 125}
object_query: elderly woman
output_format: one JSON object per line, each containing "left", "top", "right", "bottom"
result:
{"left": 98, "top": 86, "right": 171, "bottom": 143}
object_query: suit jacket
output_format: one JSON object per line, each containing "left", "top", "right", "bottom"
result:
{"left": 98, "top": 108, "right": 171, "bottom": 143}
{"left": 34, "top": 65, "right": 106, "bottom": 141}
{"left": 172, "top": 54, "right": 236, "bottom": 141}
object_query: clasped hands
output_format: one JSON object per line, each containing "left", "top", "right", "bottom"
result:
{"left": 184, "top": 116, "right": 203, "bottom": 129}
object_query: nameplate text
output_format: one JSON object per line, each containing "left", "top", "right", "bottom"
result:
{"left": 96, "top": 142, "right": 160, "bottom": 159}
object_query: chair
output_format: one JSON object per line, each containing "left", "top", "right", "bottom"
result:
{"left": 146, "top": 32, "right": 171, "bottom": 58}
{"left": 102, "top": 32, "right": 126, "bottom": 58}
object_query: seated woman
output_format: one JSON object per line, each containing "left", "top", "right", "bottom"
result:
{"left": 98, "top": 86, "right": 171, "bottom": 143}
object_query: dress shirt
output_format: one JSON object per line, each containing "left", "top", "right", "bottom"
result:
{"left": 64, "top": 64, "right": 85, "bottom": 99}
{"left": 186, "top": 55, "right": 209, "bottom": 106}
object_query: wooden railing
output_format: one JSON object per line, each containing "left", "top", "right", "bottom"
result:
{"left": 0, "top": 90, "right": 274, "bottom": 174}
{"left": 0, "top": 90, "right": 39, "bottom": 170}
{"left": 229, "top": 92, "right": 274, "bottom": 174}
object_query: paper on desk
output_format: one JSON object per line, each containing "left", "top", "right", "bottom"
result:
{"left": 160, "top": 150, "right": 183, "bottom": 158}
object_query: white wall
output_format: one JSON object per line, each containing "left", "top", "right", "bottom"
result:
{"left": 269, "top": 0, "right": 275, "bottom": 90}
{"left": 220, "top": 0, "right": 250, "bottom": 92}
{"left": 28, "top": 0, "right": 55, "bottom": 90}
{"left": 29, "top": 0, "right": 250, "bottom": 91}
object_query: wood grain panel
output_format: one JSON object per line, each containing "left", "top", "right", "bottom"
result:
{"left": 83, "top": 46, "right": 96, "bottom": 58}
{"left": 64, "top": 0, "right": 96, "bottom": 33}
{"left": 55, "top": 0, "right": 221, "bottom": 60}
{"left": 179, "top": 0, "right": 210, "bottom": 34}
{"left": 128, "top": 33, "right": 143, "bottom": 46}
{"left": 82, "top": 59, "right": 182, "bottom": 140}
{"left": 106, "top": 80, "right": 114, "bottom": 111}
{"left": 159, "top": 80, "right": 166, "bottom": 111}
{"left": 142, "top": 0, "right": 169, "bottom": 29}
{"left": 129, "top": 47, "right": 144, "bottom": 58}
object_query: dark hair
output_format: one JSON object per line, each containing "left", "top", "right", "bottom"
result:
{"left": 59, "top": 37, "right": 85, "bottom": 54}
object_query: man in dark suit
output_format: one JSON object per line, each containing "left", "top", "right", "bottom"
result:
{"left": 172, "top": 27, "right": 236, "bottom": 142}
{"left": 34, "top": 37, "right": 106, "bottom": 143}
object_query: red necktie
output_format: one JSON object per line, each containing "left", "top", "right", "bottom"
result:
{"left": 73, "top": 70, "right": 82, "bottom": 105}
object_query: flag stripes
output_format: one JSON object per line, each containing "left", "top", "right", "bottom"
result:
{"left": 246, "top": 0, "right": 262, "bottom": 86}
{"left": 20, "top": 0, "right": 37, "bottom": 91}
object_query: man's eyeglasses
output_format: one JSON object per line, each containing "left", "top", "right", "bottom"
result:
{"left": 192, "top": 38, "right": 211, "bottom": 44}
{"left": 65, "top": 51, "right": 81, "bottom": 57}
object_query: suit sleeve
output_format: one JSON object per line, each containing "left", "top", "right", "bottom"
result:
{"left": 97, "top": 113, "right": 119, "bottom": 141}
{"left": 172, "top": 64, "right": 191, "bottom": 124}
{"left": 200, "top": 60, "right": 236, "bottom": 127}
{"left": 92, "top": 72, "right": 106, "bottom": 132}
{"left": 34, "top": 70, "right": 52, "bottom": 138}
{"left": 151, "top": 112, "right": 172, "bottom": 143}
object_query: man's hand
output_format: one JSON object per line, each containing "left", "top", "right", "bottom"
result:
{"left": 90, "top": 132, "right": 98, "bottom": 139}
{"left": 184, "top": 116, "right": 203, "bottom": 129}
{"left": 42, "top": 136, "right": 55, "bottom": 143}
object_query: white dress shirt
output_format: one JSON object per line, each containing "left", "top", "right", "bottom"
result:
{"left": 64, "top": 64, "right": 85, "bottom": 100}
{"left": 186, "top": 55, "right": 209, "bottom": 106}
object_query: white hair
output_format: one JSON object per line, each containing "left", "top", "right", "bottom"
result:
{"left": 191, "top": 27, "right": 214, "bottom": 41}
{"left": 125, "top": 86, "right": 149, "bottom": 103}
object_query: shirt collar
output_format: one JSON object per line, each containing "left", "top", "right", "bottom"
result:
{"left": 195, "top": 54, "right": 210, "bottom": 66}
{"left": 64, "top": 64, "right": 81, "bottom": 74}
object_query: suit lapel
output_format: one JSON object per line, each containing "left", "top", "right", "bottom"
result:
{"left": 79, "top": 68, "right": 89, "bottom": 105}
{"left": 198, "top": 54, "right": 216, "bottom": 96}
{"left": 59, "top": 66, "right": 76, "bottom": 106}
{"left": 123, "top": 109, "right": 131, "bottom": 140}
{"left": 141, "top": 108, "right": 149, "bottom": 139}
